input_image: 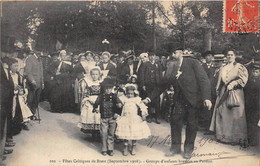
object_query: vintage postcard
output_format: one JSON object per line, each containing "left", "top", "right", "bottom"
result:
{"left": 0, "top": 1, "right": 259, "bottom": 166}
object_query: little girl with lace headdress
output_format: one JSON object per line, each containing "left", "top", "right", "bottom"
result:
{"left": 78, "top": 66, "right": 102, "bottom": 139}
{"left": 115, "top": 84, "right": 151, "bottom": 156}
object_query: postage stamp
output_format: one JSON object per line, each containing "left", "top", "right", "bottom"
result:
{"left": 224, "top": 0, "right": 259, "bottom": 33}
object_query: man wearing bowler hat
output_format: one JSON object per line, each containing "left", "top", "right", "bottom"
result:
{"left": 24, "top": 50, "right": 44, "bottom": 119}
{"left": 143, "top": 48, "right": 212, "bottom": 159}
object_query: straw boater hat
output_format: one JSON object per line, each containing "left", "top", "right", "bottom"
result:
{"left": 214, "top": 54, "right": 225, "bottom": 61}
{"left": 101, "top": 51, "right": 111, "bottom": 58}
{"left": 252, "top": 62, "right": 260, "bottom": 70}
{"left": 78, "top": 53, "right": 86, "bottom": 59}
{"left": 85, "top": 51, "right": 95, "bottom": 57}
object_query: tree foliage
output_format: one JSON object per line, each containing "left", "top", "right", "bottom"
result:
{"left": 1, "top": 1, "right": 259, "bottom": 59}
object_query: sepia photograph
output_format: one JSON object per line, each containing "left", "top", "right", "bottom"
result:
{"left": 0, "top": 0, "right": 259, "bottom": 166}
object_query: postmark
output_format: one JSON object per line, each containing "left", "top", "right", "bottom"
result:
{"left": 224, "top": 0, "right": 259, "bottom": 33}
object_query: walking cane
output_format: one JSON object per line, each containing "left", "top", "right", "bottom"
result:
{"left": 37, "top": 106, "right": 41, "bottom": 124}
{"left": 36, "top": 95, "right": 41, "bottom": 124}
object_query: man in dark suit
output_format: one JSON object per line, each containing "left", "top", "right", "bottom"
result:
{"left": 200, "top": 51, "right": 217, "bottom": 134}
{"left": 116, "top": 54, "right": 124, "bottom": 71}
{"left": 116, "top": 54, "right": 125, "bottom": 83}
{"left": 143, "top": 49, "right": 212, "bottom": 159}
{"left": 139, "top": 52, "right": 162, "bottom": 124}
{"left": 24, "top": 51, "right": 44, "bottom": 119}
{"left": 201, "top": 51, "right": 216, "bottom": 98}
{"left": 1, "top": 57, "right": 15, "bottom": 163}
{"left": 136, "top": 53, "right": 149, "bottom": 86}
{"left": 99, "top": 51, "right": 117, "bottom": 78}
{"left": 119, "top": 55, "right": 138, "bottom": 82}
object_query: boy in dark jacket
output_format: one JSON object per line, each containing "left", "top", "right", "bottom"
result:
{"left": 93, "top": 78, "right": 121, "bottom": 156}
{"left": 161, "top": 84, "right": 175, "bottom": 122}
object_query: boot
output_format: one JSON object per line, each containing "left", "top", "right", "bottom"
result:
{"left": 131, "top": 140, "right": 136, "bottom": 155}
{"left": 146, "top": 116, "right": 152, "bottom": 123}
{"left": 123, "top": 141, "right": 128, "bottom": 156}
{"left": 154, "top": 117, "right": 160, "bottom": 124}
{"left": 22, "top": 123, "right": 29, "bottom": 130}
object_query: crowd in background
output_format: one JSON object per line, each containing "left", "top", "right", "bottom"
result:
{"left": 1, "top": 46, "right": 259, "bottom": 161}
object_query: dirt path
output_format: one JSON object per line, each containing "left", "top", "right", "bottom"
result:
{"left": 4, "top": 101, "right": 259, "bottom": 166}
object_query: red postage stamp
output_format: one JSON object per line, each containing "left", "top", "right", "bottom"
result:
{"left": 224, "top": 0, "right": 259, "bottom": 33}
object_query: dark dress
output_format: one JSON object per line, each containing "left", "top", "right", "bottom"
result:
{"left": 11, "top": 73, "right": 24, "bottom": 134}
{"left": 245, "top": 75, "right": 260, "bottom": 145}
{"left": 50, "top": 62, "right": 74, "bottom": 113}
{"left": 46, "top": 60, "right": 59, "bottom": 102}
{"left": 41, "top": 56, "right": 52, "bottom": 101}
{"left": 72, "top": 62, "right": 86, "bottom": 81}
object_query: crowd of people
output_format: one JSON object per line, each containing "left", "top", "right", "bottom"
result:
{"left": 0, "top": 46, "right": 259, "bottom": 163}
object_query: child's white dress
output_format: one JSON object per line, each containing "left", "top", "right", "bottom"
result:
{"left": 115, "top": 96, "right": 151, "bottom": 140}
{"left": 18, "top": 89, "right": 33, "bottom": 122}
{"left": 11, "top": 73, "right": 32, "bottom": 122}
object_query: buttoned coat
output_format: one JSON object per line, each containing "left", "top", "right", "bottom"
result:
{"left": 24, "top": 54, "right": 44, "bottom": 89}
{"left": 150, "top": 57, "right": 211, "bottom": 108}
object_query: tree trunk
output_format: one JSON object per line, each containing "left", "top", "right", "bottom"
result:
{"left": 203, "top": 28, "right": 212, "bottom": 52}
{"left": 152, "top": 2, "right": 156, "bottom": 53}
{"left": 180, "top": 3, "right": 185, "bottom": 49}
